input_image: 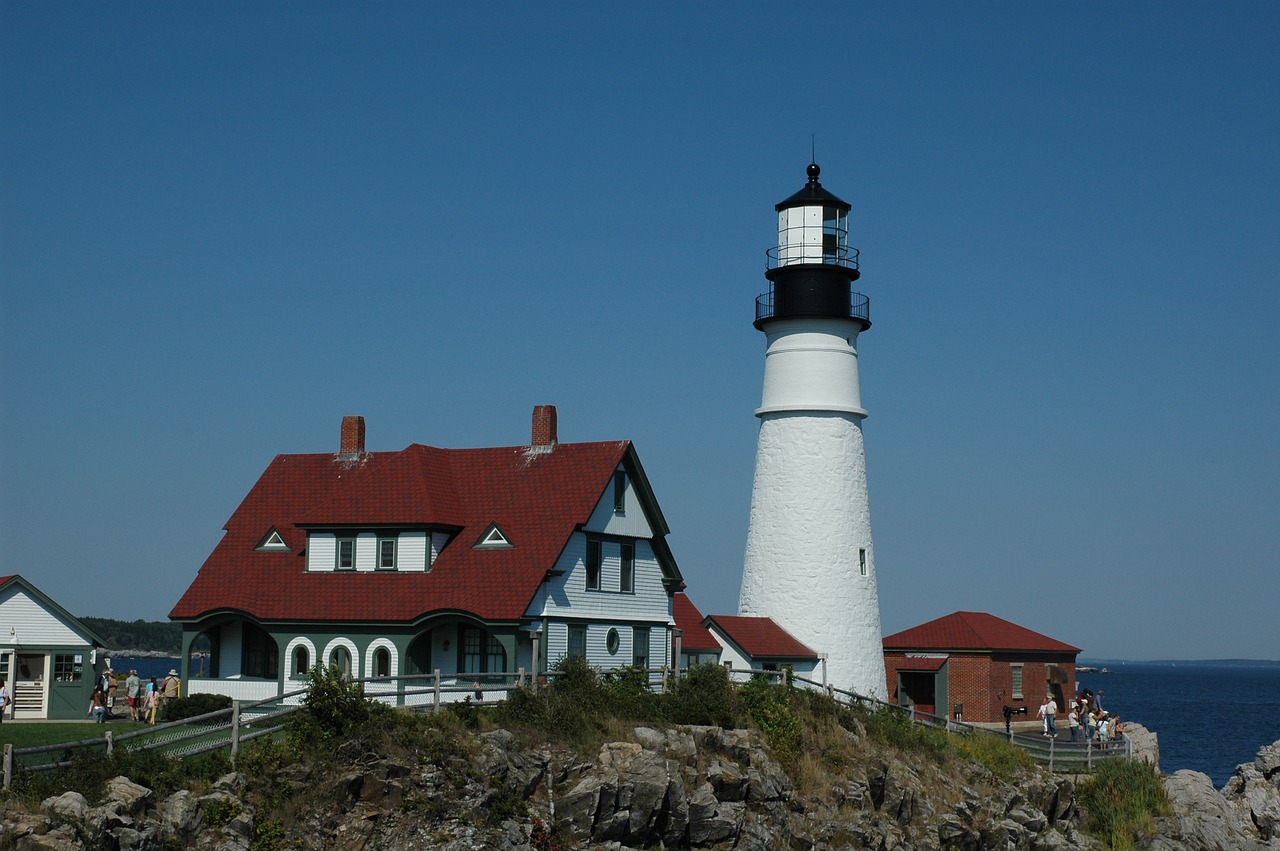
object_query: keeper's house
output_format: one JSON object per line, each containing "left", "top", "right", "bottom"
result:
{"left": 0, "top": 574, "right": 108, "bottom": 720}
{"left": 170, "top": 407, "right": 684, "bottom": 703}
{"left": 882, "top": 611, "right": 1080, "bottom": 724}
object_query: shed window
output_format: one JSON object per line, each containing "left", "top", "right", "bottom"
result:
{"left": 54, "top": 654, "right": 83, "bottom": 682}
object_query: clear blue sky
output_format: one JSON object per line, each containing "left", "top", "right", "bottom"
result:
{"left": 3, "top": 3, "right": 1277, "bottom": 660}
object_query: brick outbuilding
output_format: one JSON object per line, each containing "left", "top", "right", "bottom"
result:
{"left": 882, "top": 612, "right": 1080, "bottom": 724}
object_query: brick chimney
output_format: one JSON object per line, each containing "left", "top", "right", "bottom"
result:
{"left": 340, "top": 415, "right": 365, "bottom": 458}
{"left": 531, "top": 405, "right": 557, "bottom": 447}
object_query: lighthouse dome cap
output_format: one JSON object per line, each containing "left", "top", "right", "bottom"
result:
{"left": 775, "top": 161, "right": 851, "bottom": 212}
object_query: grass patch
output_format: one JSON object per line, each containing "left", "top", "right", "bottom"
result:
{"left": 1077, "top": 758, "right": 1172, "bottom": 850}
{"left": 2, "top": 721, "right": 150, "bottom": 750}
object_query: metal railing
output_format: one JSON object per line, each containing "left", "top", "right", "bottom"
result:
{"left": 766, "top": 244, "right": 860, "bottom": 273}
{"left": 722, "top": 667, "right": 1130, "bottom": 774}
{"left": 3, "top": 664, "right": 1127, "bottom": 787}
{"left": 754, "top": 286, "right": 871, "bottom": 324}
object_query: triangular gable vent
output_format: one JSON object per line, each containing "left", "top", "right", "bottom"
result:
{"left": 255, "top": 528, "right": 291, "bottom": 552}
{"left": 474, "top": 524, "right": 513, "bottom": 549}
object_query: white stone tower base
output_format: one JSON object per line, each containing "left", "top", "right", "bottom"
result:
{"left": 740, "top": 411, "right": 887, "bottom": 699}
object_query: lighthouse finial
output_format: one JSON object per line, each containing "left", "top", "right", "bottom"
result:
{"left": 807, "top": 161, "right": 821, "bottom": 182}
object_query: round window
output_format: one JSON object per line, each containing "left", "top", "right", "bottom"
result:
{"left": 606, "top": 628, "right": 620, "bottom": 655}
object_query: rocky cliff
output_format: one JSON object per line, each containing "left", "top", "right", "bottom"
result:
{"left": 4, "top": 725, "right": 1279, "bottom": 850}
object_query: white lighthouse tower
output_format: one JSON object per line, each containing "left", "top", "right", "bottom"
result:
{"left": 739, "top": 162, "right": 888, "bottom": 700}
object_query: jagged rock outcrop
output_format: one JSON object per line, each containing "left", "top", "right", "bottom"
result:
{"left": 5, "top": 729, "right": 1280, "bottom": 850}
{"left": 1149, "top": 740, "right": 1280, "bottom": 850}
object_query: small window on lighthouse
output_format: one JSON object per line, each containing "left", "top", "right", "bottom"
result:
{"left": 859, "top": 548, "right": 868, "bottom": 576}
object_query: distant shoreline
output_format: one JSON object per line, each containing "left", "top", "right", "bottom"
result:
{"left": 1080, "top": 658, "right": 1280, "bottom": 667}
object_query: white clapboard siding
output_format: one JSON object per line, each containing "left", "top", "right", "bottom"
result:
{"left": 0, "top": 588, "right": 92, "bottom": 645}
{"left": 583, "top": 471, "right": 655, "bottom": 538}
{"left": 399, "top": 532, "right": 428, "bottom": 572}
{"left": 527, "top": 533, "right": 670, "bottom": 623}
{"left": 307, "top": 534, "right": 336, "bottom": 572}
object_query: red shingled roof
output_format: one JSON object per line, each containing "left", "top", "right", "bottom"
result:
{"left": 672, "top": 593, "right": 720, "bottom": 652}
{"left": 170, "top": 440, "right": 647, "bottom": 624}
{"left": 882, "top": 612, "right": 1080, "bottom": 654}
{"left": 703, "top": 615, "right": 818, "bottom": 660}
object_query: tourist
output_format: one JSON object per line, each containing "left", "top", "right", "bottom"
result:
{"left": 1038, "top": 693, "right": 1057, "bottom": 738}
{"left": 161, "top": 669, "right": 181, "bottom": 704}
{"left": 88, "top": 684, "right": 108, "bottom": 722}
{"left": 146, "top": 676, "right": 159, "bottom": 724}
{"left": 125, "top": 669, "right": 141, "bottom": 721}
{"left": 1067, "top": 695, "right": 1081, "bottom": 742}
{"left": 1097, "top": 713, "right": 1111, "bottom": 749}
{"left": 0, "top": 678, "right": 9, "bottom": 723}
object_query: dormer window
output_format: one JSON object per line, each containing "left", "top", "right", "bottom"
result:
{"left": 336, "top": 538, "right": 355, "bottom": 570}
{"left": 255, "top": 528, "right": 290, "bottom": 552}
{"left": 378, "top": 537, "right": 397, "bottom": 569}
{"left": 474, "top": 524, "right": 513, "bottom": 549}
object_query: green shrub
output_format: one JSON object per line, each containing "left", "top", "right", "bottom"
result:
{"left": 289, "top": 663, "right": 388, "bottom": 747}
{"left": 1077, "top": 759, "right": 1172, "bottom": 850}
{"left": 738, "top": 677, "right": 801, "bottom": 761}
{"left": 159, "top": 692, "right": 233, "bottom": 723}
{"left": 950, "top": 729, "right": 1034, "bottom": 780}
{"left": 663, "top": 662, "right": 741, "bottom": 728}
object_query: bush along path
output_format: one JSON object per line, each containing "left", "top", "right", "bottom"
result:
{"left": 1, "top": 662, "right": 1277, "bottom": 850}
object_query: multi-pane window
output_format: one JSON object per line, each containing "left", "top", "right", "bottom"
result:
{"left": 293, "top": 646, "right": 309, "bottom": 677}
{"left": 461, "top": 628, "right": 483, "bottom": 674}
{"left": 1011, "top": 664, "right": 1024, "bottom": 699}
{"left": 378, "top": 537, "right": 396, "bottom": 570}
{"left": 568, "top": 625, "right": 587, "bottom": 660}
{"left": 586, "top": 540, "right": 601, "bottom": 591}
{"left": 330, "top": 646, "right": 352, "bottom": 678}
{"left": 613, "top": 471, "right": 626, "bottom": 513}
{"left": 620, "top": 542, "right": 635, "bottom": 593}
{"left": 374, "top": 647, "right": 390, "bottom": 678}
{"left": 633, "top": 627, "right": 650, "bottom": 669}
{"left": 486, "top": 635, "right": 506, "bottom": 673}
{"left": 242, "top": 622, "right": 278, "bottom": 678}
{"left": 336, "top": 538, "right": 355, "bottom": 570}
{"left": 53, "top": 654, "right": 82, "bottom": 682}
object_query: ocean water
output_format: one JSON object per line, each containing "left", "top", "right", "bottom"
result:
{"left": 107, "top": 656, "right": 182, "bottom": 684}
{"left": 1077, "top": 661, "right": 1280, "bottom": 788}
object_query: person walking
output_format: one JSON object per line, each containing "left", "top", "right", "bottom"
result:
{"left": 160, "top": 669, "right": 181, "bottom": 705}
{"left": 125, "top": 669, "right": 141, "bottom": 721}
{"left": 1037, "top": 693, "right": 1058, "bottom": 738}
{"left": 88, "top": 684, "right": 108, "bottom": 722}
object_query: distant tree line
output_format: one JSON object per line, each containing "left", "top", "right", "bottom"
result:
{"left": 79, "top": 617, "right": 182, "bottom": 654}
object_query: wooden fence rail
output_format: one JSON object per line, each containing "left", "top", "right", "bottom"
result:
{"left": 4, "top": 663, "right": 1126, "bottom": 788}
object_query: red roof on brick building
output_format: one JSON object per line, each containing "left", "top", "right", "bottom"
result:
{"left": 170, "top": 432, "right": 677, "bottom": 625}
{"left": 704, "top": 615, "right": 818, "bottom": 660}
{"left": 672, "top": 593, "right": 720, "bottom": 652}
{"left": 882, "top": 611, "right": 1080, "bottom": 654}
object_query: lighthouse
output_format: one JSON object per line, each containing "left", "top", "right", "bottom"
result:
{"left": 738, "top": 162, "right": 888, "bottom": 700}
